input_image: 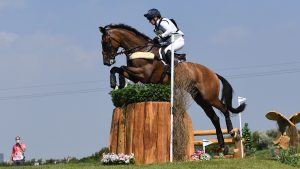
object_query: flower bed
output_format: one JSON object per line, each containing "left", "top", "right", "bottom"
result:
{"left": 101, "top": 153, "right": 135, "bottom": 165}
{"left": 191, "top": 150, "right": 212, "bottom": 161}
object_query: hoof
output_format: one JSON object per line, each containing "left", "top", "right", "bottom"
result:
{"left": 229, "top": 129, "right": 240, "bottom": 139}
{"left": 110, "top": 82, "right": 117, "bottom": 89}
{"left": 222, "top": 146, "right": 229, "bottom": 155}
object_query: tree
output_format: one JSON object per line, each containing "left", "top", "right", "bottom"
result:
{"left": 242, "top": 123, "right": 255, "bottom": 155}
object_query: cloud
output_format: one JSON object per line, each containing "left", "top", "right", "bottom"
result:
{"left": 0, "top": 31, "right": 19, "bottom": 46}
{"left": 19, "top": 32, "right": 97, "bottom": 67}
{"left": 7, "top": 31, "right": 96, "bottom": 65}
{"left": 0, "top": 0, "right": 26, "bottom": 10}
{"left": 0, "top": 31, "right": 98, "bottom": 84}
{"left": 211, "top": 26, "right": 250, "bottom": 45}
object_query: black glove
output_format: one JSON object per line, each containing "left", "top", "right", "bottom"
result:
{"left": 152, "top": 37, "right": 160, "bottom": 44}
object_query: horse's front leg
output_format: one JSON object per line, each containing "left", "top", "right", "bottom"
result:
{"left": 110, "top": 67, "right": 121, "bottom": 89}
{"left": 119, "top": 66, "right": 146, "bottom": 87}
{"left": 110, "top": 66, "right": 144, "bottom": 89}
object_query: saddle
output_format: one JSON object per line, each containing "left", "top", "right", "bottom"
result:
{"left": 159, "top": 46, "right": 186, "bottom": 62}
{"left": 175, "top": 53, "right": 186, "bottom": 61}
{"left": 127, "top": 51, "right": 184, "bottom": 83}
{"left": 157, "top": 53, "right": 184, "bottom": 83}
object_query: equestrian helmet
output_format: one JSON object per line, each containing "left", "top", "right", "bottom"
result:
{"left": 144, "top": 8, "right": 161, "bottom": 20}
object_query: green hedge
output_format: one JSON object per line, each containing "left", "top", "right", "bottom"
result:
{"left": 110, "top": 84, "right": 170, "bottom": 107}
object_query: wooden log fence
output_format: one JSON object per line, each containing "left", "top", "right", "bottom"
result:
{"left": 193, "top": 128, "right": 244, "bottom": 158}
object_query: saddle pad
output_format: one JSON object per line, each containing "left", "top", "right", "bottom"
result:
{"left": 129, "top": 52, "right": 155, "bottom": 60}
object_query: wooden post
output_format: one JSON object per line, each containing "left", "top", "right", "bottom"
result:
{"left": 109, "top": 107, "right": 122, "bottom": 153}
{"left": 117, "top": 110, "right": 125, "bottom": 153}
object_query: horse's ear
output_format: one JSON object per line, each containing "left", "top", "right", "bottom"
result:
{"left": 99, "top": 27, "right": 105, "bottom": 33}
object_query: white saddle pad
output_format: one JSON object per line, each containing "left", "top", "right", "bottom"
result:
{"left": 129, "top": 52, "right": 155, "bottom": 60}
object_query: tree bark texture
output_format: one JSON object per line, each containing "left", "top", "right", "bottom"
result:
{"left": 108, "top": 102, "right": 194, "bottom": 164}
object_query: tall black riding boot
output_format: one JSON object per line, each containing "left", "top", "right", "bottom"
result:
{"left": 165, "top": 50, "right": 171, "bottom": 65}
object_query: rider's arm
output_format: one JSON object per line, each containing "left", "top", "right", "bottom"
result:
{"left": 159, "top": 20, "right": 173, "bottom": 38}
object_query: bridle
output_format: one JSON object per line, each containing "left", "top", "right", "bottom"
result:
{"left": 102, "top": 29, "right": 155, "bottom": 64}
{"left": 102, "top": 31, "right": 118, "bottom": 64}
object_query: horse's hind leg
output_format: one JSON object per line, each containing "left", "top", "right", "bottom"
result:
{"left": 211, "top": 99, "right": 237, "bottom": 138}
{"left": 202, "top": 105, "right": 226, "bottom": 149}
{"left": 225, "top": 114, "right": 238, "bottom": 138}
{"left": 192, "top": 93, "right": 225, "bottom": 150}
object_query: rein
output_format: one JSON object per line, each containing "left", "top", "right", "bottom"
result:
{"left": 106, "top": 31, "right": 155, "bottom": 58}
{"left": 115, "top": 44, "right": 153, "bottom": 56}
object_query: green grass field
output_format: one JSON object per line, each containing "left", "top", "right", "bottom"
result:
{"left": 1, "top": 150, "right": 299, "bottom": 169}
{"left": 0, "top": 158, "right": 299, "bottom": 169}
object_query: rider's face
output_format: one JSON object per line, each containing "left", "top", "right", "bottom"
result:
{"left": 149, "top": 17, "right": 157, "bottom": 25}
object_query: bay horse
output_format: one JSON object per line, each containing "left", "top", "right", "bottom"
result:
{"left": 99, "top": 24, "right": 246, "bottom": 152}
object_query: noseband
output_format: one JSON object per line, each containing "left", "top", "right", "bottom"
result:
{"left": 104, "top": 31, "right": 119, "bottom": 61}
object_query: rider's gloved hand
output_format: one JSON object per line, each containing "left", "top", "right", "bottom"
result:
{"left": 152, "top": 37, "right": 160, "bottom": 44}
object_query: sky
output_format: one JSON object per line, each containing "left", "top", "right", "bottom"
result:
{"left": 0, "top": 0, "right": 300, "bottom": 161}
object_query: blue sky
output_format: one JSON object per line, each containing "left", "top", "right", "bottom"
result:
{"left": 0, "top": 0, "right": 300, "bottom": 160}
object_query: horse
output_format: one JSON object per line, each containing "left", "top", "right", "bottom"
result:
{"left": 99, "top": 23, "right": 246, "bottom": 152}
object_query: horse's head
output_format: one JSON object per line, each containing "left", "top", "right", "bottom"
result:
{"left": 100, "top": 24, "right": 153, "bottom": 66}
{"left": 99, "top": 26, "right": 120, "bottom": 66}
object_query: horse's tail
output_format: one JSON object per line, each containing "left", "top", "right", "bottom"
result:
{"left": 216, "top": 74, "right": 246, "bottom": 114}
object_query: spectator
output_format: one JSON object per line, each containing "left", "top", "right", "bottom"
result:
{"left": 11, "top": 136, "right": 26, "bottom": 165}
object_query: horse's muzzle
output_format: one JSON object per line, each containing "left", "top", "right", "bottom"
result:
{"left": 104, "top": 62, "right": 111, "bottom": 66}
{"left": 104, "top": 59, "right": 115, "bottom": 66}
{"left": 110, "top": 59, "right": 116, "bottom": 65}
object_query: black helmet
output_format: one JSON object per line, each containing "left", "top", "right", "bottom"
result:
{"left": 144, "top": 8, "right": 161, "bottom": 20}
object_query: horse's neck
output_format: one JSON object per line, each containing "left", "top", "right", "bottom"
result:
{"left": 119, "top": 31, "right": 148, "bottom": 50}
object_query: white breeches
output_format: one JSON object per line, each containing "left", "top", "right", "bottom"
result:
{"left": 164, "top": 36, "right": 184, "bottom": 53}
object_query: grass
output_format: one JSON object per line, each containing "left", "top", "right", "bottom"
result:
{"left": 0, "top": 150, "right": 299, "bottom": 169}
{"left": 0, "top": 156, "right": 299, "bottom": 169}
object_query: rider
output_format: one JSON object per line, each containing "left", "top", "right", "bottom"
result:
{"left": 144, "top": 8, "right": 185, "bottom": 64}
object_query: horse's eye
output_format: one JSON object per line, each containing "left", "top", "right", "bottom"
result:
{"left": 102, "top": 43, "right": 108, "bottom": 49}
{"left": 102, "top": 36, "right": 109, "bottom": 43}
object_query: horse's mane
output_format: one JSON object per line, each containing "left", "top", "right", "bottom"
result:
{"left": 105, "top": 23, "right": 151, "bottom": 41}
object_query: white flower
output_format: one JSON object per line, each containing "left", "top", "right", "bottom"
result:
{"left": 101, "top": 153, "right": 135, "bottom": 165}
{"left": 200, "top": 153, "right": 211, "bottom": 161}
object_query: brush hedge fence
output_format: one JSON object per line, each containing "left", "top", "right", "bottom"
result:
{"left": 110, "top": 84, "right": 170, "bottom": 107}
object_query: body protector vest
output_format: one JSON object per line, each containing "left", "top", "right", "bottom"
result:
{"left": 154, "top": 18, "right": 184, "bottom": 44}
